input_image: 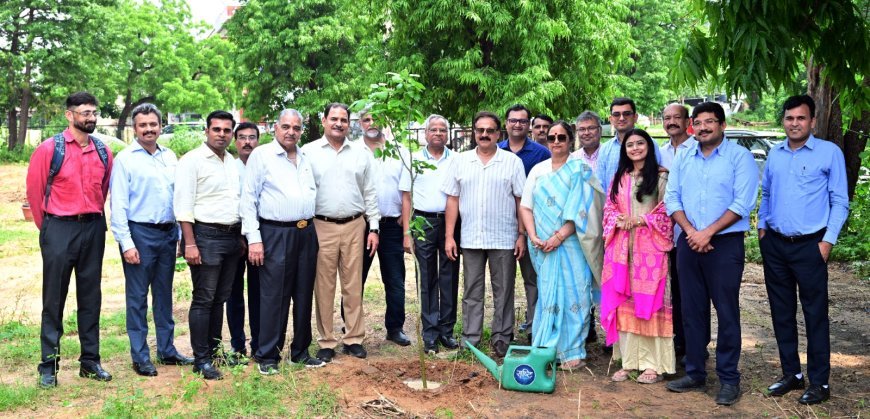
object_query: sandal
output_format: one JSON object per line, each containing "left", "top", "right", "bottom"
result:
{"left": 636, "top": 369, "right": 662, "bottom": 384}
{"left": 611, "top": 369, "right": 631, "bottom": 382}
{"left": 559, "top": 359, "right": 586, "bottom": 371}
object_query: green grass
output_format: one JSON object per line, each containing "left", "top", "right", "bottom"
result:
{"left": 95, "top": 386, "right": 173, "bottom": 418}
{"left": 0, "top": 382, "right": 40, "bottom": 411}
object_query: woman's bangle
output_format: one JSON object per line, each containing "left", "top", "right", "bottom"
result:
{"left": 554, "top": 231, "right": 565, "bottom": 242}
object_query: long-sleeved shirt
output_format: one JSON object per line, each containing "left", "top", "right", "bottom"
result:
{"left": 498, "top": 137, "right": 551, "bottom": 175}
{"left": 597, "top": 134, "right": 662, "bottom": 193}
{"left": 110, "top": 141, "right": 177, "bottom": 251}
{"left": 758, "top": 135, "right": 849, "bottom": 244}
{"left": 665, "top": 137, "right": 759, "bottom": 234}
{"left": 240, "top": 141, "right": 317, "bottom": 244}
{"left": 25, "top": 128, "right": 113, "bottom": 229}
{"left": 173, "top": 143, "right": 241, "bottom": 225}
{"left": 441, "top": 148, "right": 526, "bottom": 250}
{"left": 399, "top": 147, "right": 454, "bottom": 212}
{"left": 301, "top": 137, "right": 380, "bottom": 229}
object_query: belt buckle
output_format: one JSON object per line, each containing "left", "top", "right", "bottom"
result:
{"left": 76, "top": 214, "right": 86, "bottom": 222}
{"left": 296, "top": 219, "right": 308, "bottom": 229}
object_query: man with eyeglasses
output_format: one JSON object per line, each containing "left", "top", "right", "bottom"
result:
{"left": 570, "top": 110, "right": 603, "bottom": 171}
{"left": 401, "top": 114, "right": 461, "bottom": 354}
{"left": 530, "top": 114, "right": 554, "bottom": 146}
{"left": 497, "top": 104, "right": 550, "bottom": 337}
{"left": 110, "top": 103, "right": 193, "bottom": 379}
{"left": 27, "top": 92, "right": 114, "bottom": 388}
{"left": 597, "top": 97, "right": 661, "bottom": 194}
{"left": 224, "top": 122, "right": 261, "bottom": 364}
{"left": 240, "top": 109, "right": 325, "bottom": 374}
{"left": 174, "top": 110, "right": 242, "bottom": 380}
{"left": 443, "top": 111, "right": 526, "bottom": 358}
{"left": 665, "top": 102, "right": 758, "bottom": 406}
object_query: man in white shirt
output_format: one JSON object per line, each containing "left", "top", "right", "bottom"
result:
{"left": 240, "top": 109, "right": 325, "bottom": 374}
{"left": 443, "top": 111, "right": 526, "bottom": 358}
{"left": 302, "top": 103, "right": 379, "bottom": 362}
{"left": 174, "top": 110, "right": 242, "bottom": 380}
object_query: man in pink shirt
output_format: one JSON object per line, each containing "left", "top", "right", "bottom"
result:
{"left": 26, "top": 92, "right": 114, "bottom": 388}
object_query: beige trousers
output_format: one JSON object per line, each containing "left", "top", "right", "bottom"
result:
{"left": 313, "top": 216, "right": 366, "bottom": 348}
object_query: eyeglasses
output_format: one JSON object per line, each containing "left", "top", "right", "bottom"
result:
{"left": 427, "top": 128, "right": 448, "bottom": 133}
{"left": 210, "top": 127, "right": 233, "bottom": 134}
{"left": 474, "top": 128, "right": 499, "bottom": 135}
{"left": 692, "top": 118, "right": 720, "bottom": 127}
{"left": 576, "top": 126, "right": 599, "bottom": 134}
{"left": 236, "top": 135, "right": 259, "bottom": 141}
{"left": 506, "top": 118, "right": 530, "bottom": 125}
{"left": 71, "top": 110, "right": 100, "bottom": 118}
{"left": 610, "top": 111, "right": 635, "bottom": 119}
{"left": 547, "top": 134, "right": 570, "bottom": 143}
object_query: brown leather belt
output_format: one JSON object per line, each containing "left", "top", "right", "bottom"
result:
{"left": 314, "top": 213, "right": 363, "bottom": 224}
{"left": 46, "top": 213, "right": 102, "bottom": 222}
{"left": 259, "top": 218, "right": 312, "bottom": 229}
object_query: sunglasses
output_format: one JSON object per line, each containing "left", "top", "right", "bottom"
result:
{"left": 547, "top": 134, "right": 570, "bottom": 143}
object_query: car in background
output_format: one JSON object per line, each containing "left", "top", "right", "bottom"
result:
{"left": 160, "top": 122, "right": 205, "bottom": 141}
{"left": 725, "top": 129, "right": 784, "bottom": 176}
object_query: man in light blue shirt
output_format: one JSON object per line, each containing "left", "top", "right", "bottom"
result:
{"left": 664, "top": 102, "right": 758, "bottom": 406}
{"left": 110, "top": 103, "right": 193, "bottom": 377}
{"left": 597, "top": 97, "right": 662, "bottom": 193}
{"left": 757, "top": 95, "right": 849, "bottom": 405}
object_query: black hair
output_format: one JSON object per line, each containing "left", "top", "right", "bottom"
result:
{"left": 609, "top": 128, "right": 660, "bottom": 203}
{"left": 782, "top": 95, "right": 816, "bottom": 118}
{"left": 532, "top": 114, "right": 554, "bottom": 125}
{"left": 610, "top": 97, "right": 636, "bottom": 113}
{"left": 66, "top": 92, "right": 98, "bottom": 109}
{"left": 234, "top": 121, "right": 260, "bottom": 138}
{"left": 323, "top": 102, "right": 350, "bottom": 119}
{"left": 504, "top": 104, "right": 531, "bottom": 120}
{"left": 131, "top": 103, "right": 162, "bottom": 122}
{"left": 206, "top": 110, "right": 236, "bottom": 129}
{"left": 691, "top": 102, "right": 726, "bottom": 123}
{"left": 547, "top": 120, "right": 575, "bottom": 139}
{"left": 473, "top": 111, "right": 502, "bottom": 132}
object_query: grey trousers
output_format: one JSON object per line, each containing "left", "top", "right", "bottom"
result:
{"left": 518, "top": 251, "right": 537, "bottom": 327}
{"left": 461, "top": 248, "right": 516, "bottom": 347}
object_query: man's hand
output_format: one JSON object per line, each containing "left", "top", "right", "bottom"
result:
{"left": 123, "top": 248, "right": 141, "bottom": 265}
{"left": 248, "top": 242, "right": 264, "bottom": 266}
{"left": 184, "top": 245, "right": 202, "bottom": 265}
{"left": 514, "top": 235, "right": 527, "bottom": 260}
{"left": 687, "top": 228, "right": 714, "bottom": 253}
{"left": 403, "top": 235, "right": 414, "bottom": 254}
{"left": 819, "top": 241, "right": 833, "bottom": 263}
{"left": 367, "top": 232, "right": 379, "bottom": 257}
{"left": 445, "top": 236, "right": 458, "bottom": 261}
{"left": 758, "top": 228, "right": 766, "bottom": 240}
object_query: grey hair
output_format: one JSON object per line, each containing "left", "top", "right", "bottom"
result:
{"left": 424, "top": 114, "right": 449, "bottom": 130}
{"left": 278, "top": 108, "right": 304, "bottom": 121}
{"left": 131, "top": 103, "right": 162, "bottom": 122}
{"left": 574, "top": 110, "right": 601, "bottom": 127}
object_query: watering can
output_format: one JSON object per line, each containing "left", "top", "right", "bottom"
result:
{"left": 465, "top": 341, "right": 557, "bottom": 393}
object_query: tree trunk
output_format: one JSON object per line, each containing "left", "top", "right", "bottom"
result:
{"left": 306, "top": 113, "right": 320, "bottom": 144}
{"left": 16, "top": 64, "right": 33, "bottom": 147}
{"left": 6, "top": 109, "right": 19, "bottom": 151}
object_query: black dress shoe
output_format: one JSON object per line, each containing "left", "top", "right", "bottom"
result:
{"left": 798, "top": 384, "right": 830, "bottom": 405}
{"left": 38, "top": 372, "right": 57, "bottom": 389}
{"left": 342, "top": 343, "right": 367, "bottom": 359}
{"left": 491, "top": 340, "right": 508, "bottom": 358}
{"left": 192, "top": 362, "right": 223, "bottom": 380}
{"left": 424, "top": 340, "right": 439, "bottom": 354}
{"left": 79, "top": 362, "right": 112, "bottom": 382}
{"left": 316, "top": 348, "right": 336, "bottom": 363}
{"left": 666, "top": 375, "right": 706, "bottom": 393}
{"left": 294, "top": 355, "right": 326, "bottom": 369}
{"left": 386, "top": 330, "right": 411, "bottom": 346}
{"left": 438, "top": 335, "right": 459, "bottom": 349}
{"left": 767, "top": 374, "right": 805, "bottom": 397}
{"left": 715, "top": 383, "right": 741, "bottom": 405}
{"left": 133, "top": 360, "right": 158, "bottom": 377}
{"left": 157, "top": 354, "right": 194, "bottom": 366}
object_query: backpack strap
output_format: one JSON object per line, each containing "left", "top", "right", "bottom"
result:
{"left": 44, "top": 134, "right": 67, "bottom": 207}
{"left": 89, "top": 135, "right": 110, "bottom": 176}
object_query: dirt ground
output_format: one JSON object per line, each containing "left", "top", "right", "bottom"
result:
{"left": 0, "top": 163, "right": 867, "bottom": 418}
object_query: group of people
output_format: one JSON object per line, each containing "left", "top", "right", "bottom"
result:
{"left": 25, "top": 91, "right": 847, "bottom": 408}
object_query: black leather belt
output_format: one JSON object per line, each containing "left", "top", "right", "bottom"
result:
{"left": 259, "top": 218, "right": 312, "bottom": 229}
{"left": 129, "top": 221, "right": 176, "bottom": 231}
{"left": 769, "top": 228, "right": 825, "bottom": 244}
{"left": 414, "top": 210, "right": 445, "bottom": 219}
{"left": 195, "top": 221, "right": 241, "bottom": 232}
{"left": 314, "top": 213, "right": 363, "bottom": 224}
{"left": 46, "top": 213, "right": 101, "bottom": 222}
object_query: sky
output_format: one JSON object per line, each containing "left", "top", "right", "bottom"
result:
{"left": 185, "top": 0, "right": 238, "bottom": 28}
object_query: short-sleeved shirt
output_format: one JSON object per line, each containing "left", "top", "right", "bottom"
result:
{"left": 399, "top": 147, "right": 454, "bottom": 213}
{"left": 174, "top": 143, "right": 241, "bottom": 225}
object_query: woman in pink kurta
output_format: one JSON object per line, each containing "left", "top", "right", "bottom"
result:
{"left": 601, "top": 129, "right": 675, "bottom": 384}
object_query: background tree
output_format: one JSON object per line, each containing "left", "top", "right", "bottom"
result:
{"left": 674, "top": 0, "right": 870, "bottom": 197}
{"left": 387, "top": 0, "right": 633, "bottom": 124}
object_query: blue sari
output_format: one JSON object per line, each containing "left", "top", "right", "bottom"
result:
{"left": 529, "top": 159, "right": 603, "bottom": 362}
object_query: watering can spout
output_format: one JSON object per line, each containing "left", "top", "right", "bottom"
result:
{"left": 465, "top": 341, "right": 500, "bottom": 380}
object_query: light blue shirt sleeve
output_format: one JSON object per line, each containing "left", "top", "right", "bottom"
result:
{"left": 824, "top": 146, "right": 849, "bottom": 244}
{"left": 109, "top": 154, "right": 135, "bottom": 252}
{"left": 664, "top": 152, "right": 684, "bottom": 216}
{"left": 728, "top": 146, "right": 760, "bottom": 219}
{"left": 757, "top": 158, "right": 772, "bottom": 231}
{"left": 240, "top": 149, "right": 264, "bottom": 244}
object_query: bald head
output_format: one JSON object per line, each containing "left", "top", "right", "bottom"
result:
{"left": 663, "top": 103, "right": 690, "bottom": 141}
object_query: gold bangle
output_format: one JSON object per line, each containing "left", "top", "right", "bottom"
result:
{"left": 554, "top": 231, "right": 565, "bottom": 242}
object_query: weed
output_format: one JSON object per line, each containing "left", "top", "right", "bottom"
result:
{"left": 182, "top": 376, "right": 203, "bottom": 403}
{"left": 434, "top": 407, "right": 455, "bottom": 418}
{"left": 296, "top": 383, "right": 339, "bottom": 418}
{"left": 0, "top": 382, "right": 40, "bottom": 411}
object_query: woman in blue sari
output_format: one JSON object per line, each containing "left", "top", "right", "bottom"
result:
{"left": 519, "top": 120, "right": 604, "bottom": 369}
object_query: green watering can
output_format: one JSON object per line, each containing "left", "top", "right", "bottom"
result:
{"left": 465, "top": 341, "right": 557, "bottom": 393}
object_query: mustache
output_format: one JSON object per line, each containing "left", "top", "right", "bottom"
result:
{"left": 698, "top": 130, "right": 713, "bottom": 136}
{"left": 241, "top": 145, "right": 253, "bottom": 150}
{"left": 666, "top": 124, "right": 680, "bottom": 130}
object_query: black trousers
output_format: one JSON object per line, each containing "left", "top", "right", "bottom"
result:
{"left": 760, "top": 230, "right": 830, "bottom": 385}
{"left": 361, "top": 217, "right": 406, "bottom": 332}
{"left": 188, "top": 224, "right": 240, "bottom": 365}
{"left": 255, "top": 222, "right": 318, "bottom": 364}
{"left": 227, "top": 255, "right": 260, "bottom": 355}
{"left": 669, "top": 248, "right": 711, "bottom": 354}
{"left": 677, "top": 232, "right": 744, "bottom": 385}
{"left": 415, "top": 214, "right": 461, "bottom": 342}
{"left": 38, "top": 215, "right": 106, "bottom": 374}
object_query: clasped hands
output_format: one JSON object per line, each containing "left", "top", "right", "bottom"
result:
{"left": 615, "top": 213, "right": 644, "bottom": 230}
{"left": 530, "top": 232, "right": 563, "bottom": 253}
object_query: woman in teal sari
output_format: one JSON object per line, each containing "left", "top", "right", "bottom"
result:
{"left": 519, "top": 121, "right": 604, "bottom": 369}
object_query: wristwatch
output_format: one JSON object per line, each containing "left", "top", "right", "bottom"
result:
{"left": 369, "top": 229, "right": 380, "bottom": 234}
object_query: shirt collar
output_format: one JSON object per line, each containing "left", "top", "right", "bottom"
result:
{"left": 499, "top": 137, "right": 533, "bottom": 153}
{"left": 422, "top": 146, "right": 450, "bottom": 161}
{"left": 129, "top": 139, "right": 166, "bottom": 155}
{"left": 317, "top": 136, "right": 351, "bottom": 152}
{"left": 472, "top": 147, "right": 504, "bottom": 163}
